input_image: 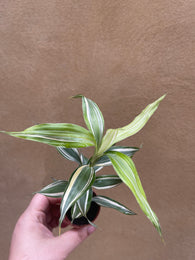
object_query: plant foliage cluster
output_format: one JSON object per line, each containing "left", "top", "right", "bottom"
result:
{"left": 1, "top": 94, "right": 165, "bottom": 236}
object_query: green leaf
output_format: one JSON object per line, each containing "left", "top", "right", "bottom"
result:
{"left": 3, "top": 123, "right": 95, "bottom": 148}
{"left": 114, "top": 95, "right": 166, "bottom": 144}
{"left": 92, "top": 195, "right": 136, "bottom": 215}
{"left": 82, "top": 96, "right": 105, "bottom": 148}
{"left": 57, "top": 147, "right": 82, "bottom": 164}
{"left": 77, "top": 188, "right": 93, "bottom": 216}
{"left": 35, "top": 180, "right": 68, "bottom": 198}
{"left": 95, "top": 146, "right": 139, "bottom": 167}
{"left": 108, "top": 146, "right": 139, "bottom": 155}
{"left": 71, "top": 202, "right": 82, "bottom": 220}
{"left": 71, "top": 189, "right": 94, "bottom": 225}
{"left": 59, "top": 165, "right": 95, "bottom": 226}
{"left": 73, "top": 95, "right": 104, "bottom": 148}
{"left": 93, "top": 165, "right": 103, "bottom": 173}
{"left": 95, "top": 129, "right": 118, "bottom": 158}
{"left": 93, "top": 175, "right": 122, "bottom": 189}
{"left": 106, "top": 151, "right": 162, "bottom": 236}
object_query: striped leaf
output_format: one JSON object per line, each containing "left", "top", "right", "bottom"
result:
{"left": 77, "top": 188, "right": 93, "bottom": 216}
{"left": 114, "top": 95, "right": 166, "bottom": 144}
{"left": 95, "top": 129, "right": 118, "bottom": 159}
{"left": 71, "top": 189, "right": 93, "bottom": 224}
{"left": 35, "top": 180, "right": 68, "bottom": 198}
{"left": 2, "top": 123, "right": 95, "bottom": 148}
{"left": 80, "top": 154, "right": 89, "bottom": 165}
{"left": 93, "top": 165, "right": 103, "bottom": 173}
{"left": 106, "top": 151, "right": 162, "bottom": 236}
{"left": 92, "top": 195, "right": 136, "bottom": 215}
{"left": 59, "top": 165, "right": 95, "bottom": 226}
{"left": 82, "top": 96, "right": 104, "bottom": 148}
{"left": 71, "top": 202, "right": 83, "bottom": 220}
{"left": 93, "top": 175, "right": 122, "bottom": 190}
{"left": 73, "top": 95, "right": 104, "bottom": 148}
{"left": 57, "top": 147, "right": 82, "bottom": 164}
{"left": 95, "top": 146, "right": 139, "bottom": 167}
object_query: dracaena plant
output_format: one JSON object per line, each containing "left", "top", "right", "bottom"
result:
{"left": 1, "top": 94, "right": 165, "bottom": 237}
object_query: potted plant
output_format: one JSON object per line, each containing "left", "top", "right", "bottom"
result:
{"left": 1, "top": 94, "right": 165, "bottom": 237}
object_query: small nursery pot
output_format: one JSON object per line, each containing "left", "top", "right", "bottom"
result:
{"left": 65, "top": 193, "right": 100, "bottom": 227}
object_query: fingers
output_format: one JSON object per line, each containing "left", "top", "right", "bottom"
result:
{"left": 27, "top": 194, "right": 61, "bottom": 214}
{"left": 52, "top": 226, "right": 96, "bottom": 258}
{"left": 26, "top": 194, "right": 69, "bottom": 229}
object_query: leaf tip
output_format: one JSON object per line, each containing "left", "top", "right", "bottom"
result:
{"left": 59, "top": 225, "right": 62, "bottom": 236}
{"left": 139, "top": 143, "right": 143, "bottom": 149}
{"left": 70, "top": 94, "right": 84, "bottom": 99}
{"left": 157, "top": 93, "right": 167, "bottom": 103}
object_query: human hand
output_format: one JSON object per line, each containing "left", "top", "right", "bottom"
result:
{"left": 8, "top": 194, "right": 96, "bottom": 260}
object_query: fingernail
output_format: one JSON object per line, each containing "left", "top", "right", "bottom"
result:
{"left": 87, "top": 225, "right": 96, "bottom": 235}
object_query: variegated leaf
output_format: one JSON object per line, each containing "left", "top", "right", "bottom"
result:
{"left": 35, "top": 180, "right": 68, "bottom": 198}
{"left": 95, "top": 146, "right": 139, "bottom": 167}
{"left": 2, "top": 123, "right": 95, "bottom": 148}
{"left": 77, "top": 188, "right": 93, "bottom": 216}
{"left": 114, "top": 95, "right": 166, "bottom": 144}
{"left": 106, "top": 151, "right": 162, "bottom": 236}
{"left": 80, "top": 154, "right": 89, "bottom": 165}
{"left": 94, "top": 129, "right": 118, "bottom": 159}
{"left": 57, "top": 147, "right": 82, "bottom": 164}
{"left": 73, "top": 95, "right": 104, "bottom": 148}
{"left": 93, "top": 175, "right": 122, "bottom": 189}
{"left": 92, "top": 195, "right": 136, "bottom": 215}
{"left": 59, "top": 165, "right": 95, "bottom": 226}
{"left": 71, "top": 202, "right": 83, "bottom": 220}
{"left": 93, "top": 165, "right": 103, "bottom": 173}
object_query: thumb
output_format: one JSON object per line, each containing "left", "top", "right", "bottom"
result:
{"left": 52, "top": 226, "right": 96, "bottom": 258}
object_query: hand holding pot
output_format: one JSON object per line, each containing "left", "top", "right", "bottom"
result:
{"left": 8, "top": 194, "right": 96, "bottom": 260}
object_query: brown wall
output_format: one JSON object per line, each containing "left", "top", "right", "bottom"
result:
{"left": 0, "top": 1, "right": 194, "bottom": 259}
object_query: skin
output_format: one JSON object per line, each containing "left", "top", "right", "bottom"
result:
{"left": 8, "top": 194, "right": 96, "bottom": 260}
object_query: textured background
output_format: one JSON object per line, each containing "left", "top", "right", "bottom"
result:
{"left": 0, "top": 1, "right": 195, "bottom": 259}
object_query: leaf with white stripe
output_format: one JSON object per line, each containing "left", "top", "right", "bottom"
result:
{"left": 59, "top": 165, "right": 95, "bottom": 226}
{"left": 92, "top": 195, "right": 136, "bottom": 215}
{"left": 71, "top": 202, "right": 83, "bottom": 220}
{"left": 93, "top": 175, "right": 122, "bottom": 190}
{"left": 2, "top": 123, "right": 95, "bottom": 148}
{"left": 35, "top": 180, "right": 68, "bottom": 198}
{"left": 95, "top": 146, "right": 139, "bottom": 167}
{"left": 93, "top": 165, "right": 103, "bottom": 173}
{"left": 106, "top": 151, "right": 162, "bottom": 236}
{"left": 57, "top": 147, "right": 82, "bottom": 164}
{"left": 80, "top": 154, "right": 89, "bottom": 165}
{"left": 114, "top": 95, "right": 166, "bottom": 144}
{"left": 73, "top": 95, "right": 104, "bottom": 148}
{"left": 94, "top": 129, "right": 118, "bottom": 159}
{"left": 77, "top": 188, "right": 93, "bottom": 216}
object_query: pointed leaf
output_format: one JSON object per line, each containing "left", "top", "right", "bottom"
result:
{"left": 93, "top": 175, "right": 122, "bottom": 189}
{"left": 57, "top": 147, "right": 82, "bottom": 164}
{"left": 92, "top": 195, "right": 136, "bottom": 215}
{"left": 108, "top": 146, "right": 139, "bottom": 155}
{"left": 95, "top": 146, "right": 139, "bottom": 167}
{"left": 2, "top": 123, "right": 95, "bottom": 148}
{"left": 35, "top": 180, "right": 68, "bottom": 198}
{"left": 59, "top": 165, "right": 95, "bottom": 225}
{"left": 82, "top": 96, "right": 104, "bottom": 148}
{"left": 114, "top": 95, "right": 166, "bottom": 144}
{"left": 106, "top": 151, "right": 162, "bottom": 236}
{"left": 73, "top": 95, "right": 104, "bottom": 148}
